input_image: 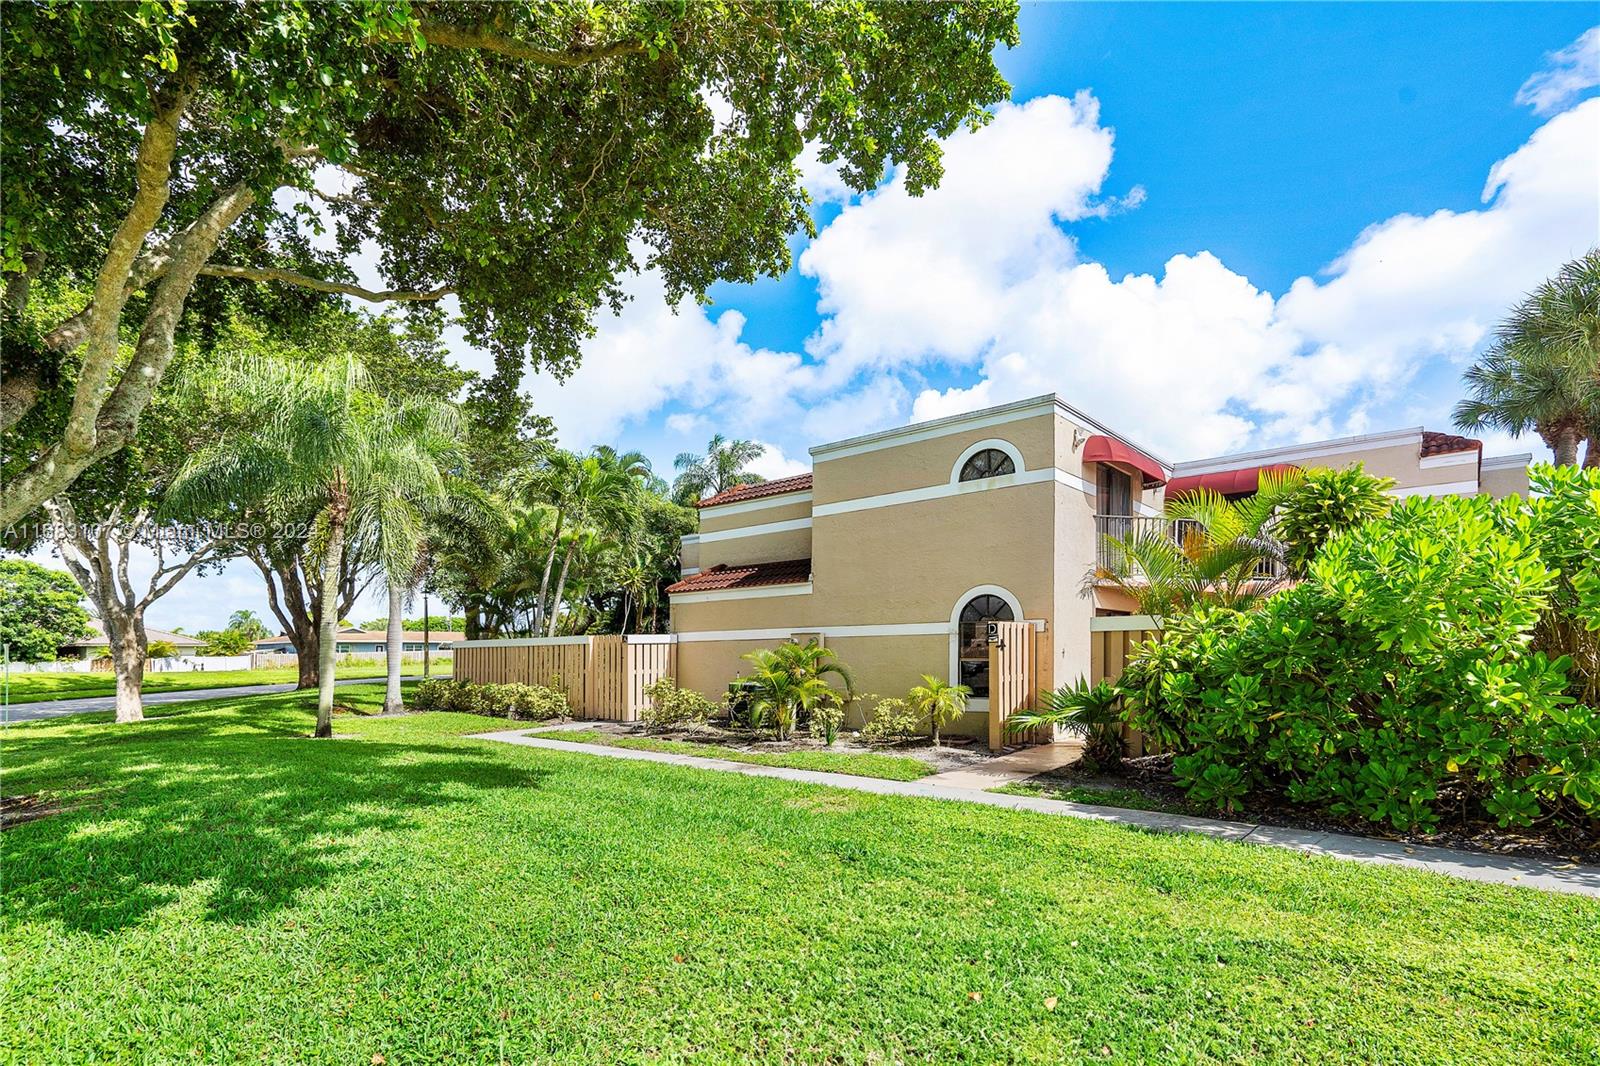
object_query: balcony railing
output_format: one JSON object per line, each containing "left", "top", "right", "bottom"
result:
{"left": 1093, "top": 514, "right": 1286, "bottom": 580}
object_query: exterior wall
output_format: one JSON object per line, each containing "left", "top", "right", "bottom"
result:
{"left": 1480, "top": 456, "right": 1532, "bottom": 499}
{"left": 1163, "top": 430, "right": 1492, "bottom": 501}
{"left": 810, "top": 411, "right": 1057, "bottom": 504}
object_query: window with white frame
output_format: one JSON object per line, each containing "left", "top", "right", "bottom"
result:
{"left": 956, "top": 593, "right": 1014, "bottom": 697}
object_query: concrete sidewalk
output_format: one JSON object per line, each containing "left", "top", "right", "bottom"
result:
{"left": 472, "top": 727, "right": 1600, "bottom": 898}
{"left": 2, "top": 676, "right": 422, "bottom": 723}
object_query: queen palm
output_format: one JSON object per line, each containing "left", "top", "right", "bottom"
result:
{"left": 1455, "top": 251, "right": 1600, "bottom": 468}
{"left": 169, "top": 353, "right": 461, "bottom": 737}
{"left": 673, "top": 435, "right": 767, "bottom": 504}
{"left": 1094, "top": 470, "right": 1304, "bottom": 623}
{"left": 908, "top": 675, "right": 970, "bottom": 746}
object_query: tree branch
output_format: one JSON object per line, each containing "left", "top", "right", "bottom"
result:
{"left": 412, "top": 22, "right": 648, "bottom": 67}
{"left": 197, "top": 264, "right": 454, "bottom": 303}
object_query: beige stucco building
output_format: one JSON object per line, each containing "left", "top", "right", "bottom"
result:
{"left": 666, "top": 394, "right": 1532, "bottom": 738}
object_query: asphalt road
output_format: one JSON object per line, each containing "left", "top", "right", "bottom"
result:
{"left": 2, "top": 675, "right": 425, "bottom": 723}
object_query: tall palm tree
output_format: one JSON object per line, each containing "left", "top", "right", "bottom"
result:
{"left": 543, "top": 455, "right": 636, "bottom": 635}
{"left": 1094, "top": 471, "right": 1305, "bottom": 623}
{"left": 1455, "top": 251, "right": 1600, "bottom": 467}
{"left": 227, "top": 609, "right": 270, "bottom": 641}
{"left": 169, "top": 353, "right": 460, "bottom": 737}
{"left": 673, "top": 435, "right": 767, "bottom": 503}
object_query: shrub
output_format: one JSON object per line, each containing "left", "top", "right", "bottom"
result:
{"left": 859, "top": 695, "right": 925, "bottom": 742}
{"left": 1274, "top": 463, "right": 1395, "bottom": 575}
{"left": 1007, "top": 678, "right": 1124, "bottom": 771}
{"left": 641, "top": 677, "right": 716, "bottom": 730}
{"left": 810, "top": 701, "right": 844, "bottom": 746}
{"left": 1123, "top": 466, "right": 1600, "bottom": 831}
{"left": 146, "top": 639, "right": 179, "bottom": 659}
{"left": 410, "top": 678, "right": 568, "bottom": 720}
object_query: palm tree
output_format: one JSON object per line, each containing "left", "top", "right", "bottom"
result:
{"left": 227, "top": 609, "right": 270, "bottom": 641}
{"left": 740, "top": 640, "right": 856, "bottom": 739}
{"left": 542, "top": 455, "right": 637, "bottom": 635}
{"left": 169, "top": 353, "right": 461, "bottom": 737}
{"left": 673, "top": 435, "right": 767, "bottom": 504}
{"left": 907, "top": 674, "right": 970, "bottom": 746}
{"left": 1455, "top": 251, "right": 1600, "bottom": 467}
{"left": 1094, "top": 470, "right": 1304, "bottom": 623}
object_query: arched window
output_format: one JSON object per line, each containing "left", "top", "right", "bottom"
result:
{"left": 958, "top": 448, "right": 1016, "bottom": 482}
{"left": 956, "top": 593, "right": 1015, "bottom": 697}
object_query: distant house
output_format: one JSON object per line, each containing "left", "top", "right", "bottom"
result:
{"left": 253, "top": 626, "right": 464, "bottom": 656}
{"left": 60, "top": 620, "right": 206, "bottom": 660}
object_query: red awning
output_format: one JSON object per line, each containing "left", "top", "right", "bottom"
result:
{"left": 1082, "top": 435, "right": 1168, "bottom": 487}
{"left": 1165, "top": 463, "right": 1299, "bottom": 498}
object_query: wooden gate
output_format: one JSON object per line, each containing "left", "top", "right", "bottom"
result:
{"left": 986, "top": 620, "right": 1038, "bottom": 751}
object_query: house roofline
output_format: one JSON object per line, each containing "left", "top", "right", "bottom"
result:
{"left": 1172, "top": 427, "right": 1425, "bottom": 476}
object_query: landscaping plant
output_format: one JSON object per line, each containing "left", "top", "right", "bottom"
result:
{"left": 640, "top": 677, "right": 716, "bottom": 731}
{"left": 908, "top": 674, "right": 971, "bottom": 746}
{"left": 740, "top": 641, "right": 855, "bottom": 740}
{"left": 1007, "top": 678, "right": 1125, "bottom": 771}
{"left": 858, "top": 695, "right": 926, "bottom": 743}
{"left": 1274, "top": 464, "right": 1395, "bottom": 576}
{"left": 1122, "top": 465, "right": 1600, "bottom": 830}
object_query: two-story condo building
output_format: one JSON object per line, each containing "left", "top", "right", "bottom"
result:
{"left": 665, "top": 393, "right": 1531, "bottom": 739}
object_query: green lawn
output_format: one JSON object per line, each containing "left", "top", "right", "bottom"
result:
{"left": 537, "top": 727, "right": 935, "bottom": 781}
{"left": 3, "top": 691, "right": 1596, "bottom": 1064}
{"left": 994, "top": 779, "right": 1196, "bottom": 814}
{"left": 2, "top": 660, "right": 452, "bottom": 702}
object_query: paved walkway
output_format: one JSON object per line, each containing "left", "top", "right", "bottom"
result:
{"left": 473, "top": 727, "right": 1600, "bottom": 898}
{"left": 921, "top": 739, "right": 1084, "bottom": 790}
{"left": 2, "top": 676, "right": 421, "bottom": 723}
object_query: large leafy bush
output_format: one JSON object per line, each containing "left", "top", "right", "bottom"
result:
{"left": 1123, "top": 465, "right": 1600, "bottom": 830}
{"left": 412, "top": 679, "right": 568, "bottom": 721}
{"left": 640, "top": 677, "right": 716, "bottom": 731}
{"left": 1274, "top": 463, "right": 1394, "bottom": 575}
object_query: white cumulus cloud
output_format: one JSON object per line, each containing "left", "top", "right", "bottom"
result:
{"left": 1516, "top": 26, "right": 1600, "bottom": 116}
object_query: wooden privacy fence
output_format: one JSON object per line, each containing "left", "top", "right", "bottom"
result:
{"left": 1090, "top": 615, "right": 1162, "bottom": 757}
{"left": 452, "top": 635, "right": 676, "bottom": 723}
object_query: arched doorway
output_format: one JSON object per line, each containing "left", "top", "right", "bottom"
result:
{"left": 951, "top": 587, "right": 1019, "bottom": 702}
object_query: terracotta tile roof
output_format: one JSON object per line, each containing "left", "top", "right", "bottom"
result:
{"left": 1421, "top": 430, "right": 1482, "bottom": 457}
{"left": 666, "top": 558, "right": 813, "bottom": 595}
{"left": 696, "top": 473, "right": 813, "bottom": 508}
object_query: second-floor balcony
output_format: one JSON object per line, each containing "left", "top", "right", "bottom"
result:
{"left": 1093, "top": 514, "right": 1287, "bottom": 580}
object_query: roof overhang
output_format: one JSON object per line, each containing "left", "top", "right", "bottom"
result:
{"left": 1082, "top": 435, "right": 1168, "bottom": 488}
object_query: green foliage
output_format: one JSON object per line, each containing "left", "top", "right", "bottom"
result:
{"left": 1007, "top": 677, "right": 1124, "bottom": 770}
{"left": 672, "top": 435, "right": 766, "bottom": 505}
{"left": 1095, "top": 469, "right": 1304, "bottom": 619}
{"left": 196, "top": 628, "right": 254, "bottom": 656}
{"left": 810, "top": 702, "right": 845, "bottom": 746}
{"left": 740, "top": 641, "right": 855, "bottom": 740}
{"left": 412, "top": 678, "right": 568, "bottom": 721}
{"left": 1123, "top": 466, "right": 1600, "bottom": 831}
{"left": 1274, "top": 464, "right": 1395, "bottom": 575}
{"left": 858, "top": 696, "right": 927, "bottom": 742}
{"left": 0, "top": 560, "right": 91, "bottom": 662}
{"left": 640, "top": 677, "right": 715, "bottom": 731}
{"left": 359, "top": 615, "right": 466, "bottom": 633}
{"left": 146, "top": 640, "right": 179, "bottom": 660}
{"left": 907, "top": 674, "right": 970, "bottom": 745}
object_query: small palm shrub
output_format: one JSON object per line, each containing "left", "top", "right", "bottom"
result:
{"left": 640, "top": 677, "right": 716, "bottom": 731}
{"left": 740, "top": 641, "right": 855, "bottom": 740}
{"left": 907, "top": 674, "right": 970, "bottom": 746}
{"left": 1123, "top": 465, "right": 1600, "bottom": 830}
{"left": 858, "top": 695, "right": 924, "bottom": 742}
{"left": 1274, "top": 463, "right": 1395, "bottom": 576}
{"left": 1007, "top": 678, "right": 1124, "bottom": 771}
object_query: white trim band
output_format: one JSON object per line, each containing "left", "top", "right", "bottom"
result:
{"left": 695, "top": 516, "right": 812, "bottom": 543}
{"left": 1419, "top": 450, "right": 1479, "bottom": 469}
{"left": 1172, "top": 427, "right": 1423, "bottom": 476}
{"left": 1089, "top": 615, "right": 1161, "bottom": 632}
{"left": 1389, "top": 479, "right": 1480, "bottom": 498}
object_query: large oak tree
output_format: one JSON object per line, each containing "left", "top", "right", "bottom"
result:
{"left": 1, "top": 0, "right": 1019, "bottom": 526}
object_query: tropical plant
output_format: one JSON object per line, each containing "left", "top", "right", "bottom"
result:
{"left": 227, "top": 610, "right": 270, "bottom": 641}
{"left": 907, "top": 674, "right": 971, "bottom": 746}
{"left": 1, "top": 2, "right": 1018, "bottom": 526}
{"left": 672, "top": 435, "right": 767, "bottom": 504}
{"left": 858, "top": 696, "right": 926, "bottom": 742}
{"left": 740, "top": 641, "right": 855, "bottom": 740}
{"left": 1093, "top": 469, "right": 1305, "bottom": 621}
{"left": 197, "top": 628, "right": 253, "bottom": 656}
{"left": 146, "top": 640, "right": 178, "bottom": 660}
{"left": 168, "top": 353, "right": 461, "bottom": 737}
{"left": 1120, "top": 466, "right": 1600, "bottom": 831}
{"left": 1274, "top": 464, "right": 1396, "bottom": 576}
{"left": 810, "top": 702, "right": 845, "bottom": 746}
{"left": 1006, "top": 677, "right": 1124, "bottom": 770}
{"left": 1455, "top": 250, "right": 1600, "bottom": 468}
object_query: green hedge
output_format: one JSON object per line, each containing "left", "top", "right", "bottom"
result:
{"left": 412, "top": 678, "right": 570, "bottom": 721}
{"left": 1123, "top": 464, "right": 1600, "bottom": 832}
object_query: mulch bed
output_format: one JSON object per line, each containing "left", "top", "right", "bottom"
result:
{"left": 1033, "top": 754, "right": 1598, "bottom": 865}
{"left": 575, "top": 721, "right": 995, "bottom": 774}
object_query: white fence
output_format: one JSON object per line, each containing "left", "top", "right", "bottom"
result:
{"left": 5, "top": 659, "right": 96, "bottom": 674}
{"left": 5, "top": 654, "right": 254, "bottom": 675}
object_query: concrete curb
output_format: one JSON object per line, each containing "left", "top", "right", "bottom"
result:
{"left": 471, "top": 728, "right": 1600, "bottom": 898}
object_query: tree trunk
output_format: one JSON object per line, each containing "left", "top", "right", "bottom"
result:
{"left": 314, "top": 507, "right": 348, "bottom": 739}
{"left": 546, "top": 540, "right": 577, "bottom": 636}
{"left": 1553, "top": 425, "right": 1581, "bottom": 467}
{"left": 384, "top": 580, "right": 404, "bottom": 715}
{"left": 533, "top": 518, "right": 564, "bottom": 634}
{"left": 103, "top": 609, "right": 148, "bottom": 725}
{"left": 1583, "top": 434, "right": 1599, "bottom": 469}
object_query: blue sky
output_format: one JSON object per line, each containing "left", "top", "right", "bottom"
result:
{"left": 43, "top": 4, "right": 1600, "bottom": 633}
